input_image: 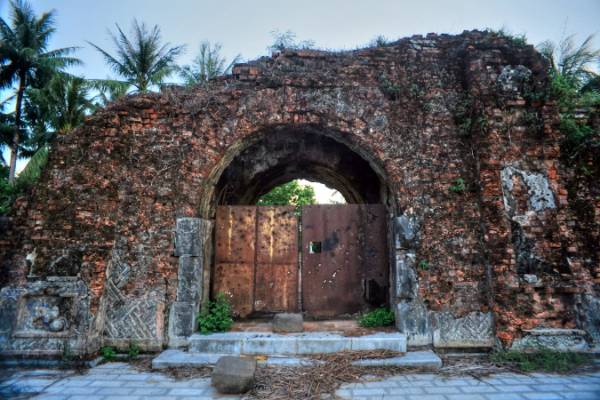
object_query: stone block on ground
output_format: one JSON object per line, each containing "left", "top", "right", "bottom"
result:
{"left": 510, "top": 328, "right": 590, "bottom": 352}
{"left": 272, "top": 313, "right": 304, "bottom": 333}
{"left": 211, "top": 356, "right": 256, "bottom": 394}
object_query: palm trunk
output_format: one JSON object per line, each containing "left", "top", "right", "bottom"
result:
{"left": 8, "top": 74, "right": 25, "bottom": 183}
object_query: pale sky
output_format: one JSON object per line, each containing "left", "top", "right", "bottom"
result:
{"left": 1, "top": 0, "right": 599, "bottom": 201}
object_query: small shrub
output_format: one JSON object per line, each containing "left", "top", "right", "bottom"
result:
{"left": 197, "top": 292, "right": 234, "bottom": 334}
{"left": 491, "top": 349, "right": 591, "bottom": 373}
{"left": 489, "top": 28, "right": 528, "bottom": 47}
{"left": 128, "top": 341, "right": 141, "bottom": 359}
{"left": 369, "top": 35, "right": 389, "bottom": 47}
{"left": 379, "top": 76, "right": 402, "bottom": 101}
{"left": 358, "top": 307, "right": 395, "bottom": 328}
{"left": 62, "top": 341, "right": 73, "bottom": 363}
{"left": 100, "top": 346, "right": 116, "bottom": 361}
{"left": 418, "top": 260, "right": 429, "bottom": 271}
{"left": 449, "top": 178, "right": 466, "bottom": 193}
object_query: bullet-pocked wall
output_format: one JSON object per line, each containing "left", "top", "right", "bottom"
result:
{"left": 1, "top": 30, "right": 598, "bottom": 357}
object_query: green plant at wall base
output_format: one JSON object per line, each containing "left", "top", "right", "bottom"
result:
{"left": 418, "top": 260, "right": 429, "bottom": 271}
{"left": 449, "top": 178, "right": 466, "bottom": 193}
{"left": 197, "top": 293, "right": 234, "bottom": 334}
{"left": 128, "top": 341, "right": 141, "bottom": 359}
{"left": 491, "top": 349, "right": 591, "bottom": 373}
{"left": 100, "top": 346, "right": 116, "bottom": 361}
{"left": 62, "top": 341, "right": 73, "bottom": 363}
{"left": 358, "top": 307, "right": 395, "bottom": 328}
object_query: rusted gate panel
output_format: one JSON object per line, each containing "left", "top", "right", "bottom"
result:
{"left": 213, "top": 206, "right": 256, "bottom": 317}
{"left": 255, "top": 206, "right": 298, "bottom": 313}
{"left": 301, "top": 204, "right": 388, "bottom": 318}
{"left": 213, "top": 206, "right": 299, "bottom": 317}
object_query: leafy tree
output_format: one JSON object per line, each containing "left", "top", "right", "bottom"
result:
{"left": 257, "top": 180, "right": 316, "bottom": 206}
{"left": 369, "top": 35, "right": 390, "bottom": 47}
{"left": 0, "top": 98, "right": 14, "bottom": 166}
{"left": 0, "top": 164, "right": 15, "bottom": 214}
{"left": 537, "top": 34, "right": 600, "bottom": 159}
{"left": 268, "top": 30, "right": 315, "bottom": 53}
{"left": 178, "top": 41, "right": 240, "bottom": 86}
{"left": 0, "top": 0, "right": 80, "bottom": 182}
{"left": 88, "top": 20, "right": 184, "bottom": 93}
{"left": 538, "top": 34, "right": 600, "bottom": 90}
{"left": 88, "top": 78, "right": 130, "bottom": 109}
{"left": 25, "top": 74, "right": 93, "bottom": 146}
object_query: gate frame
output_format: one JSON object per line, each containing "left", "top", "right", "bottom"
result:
{"left": 168, "top": 125, "right": 402, "bottom": 344}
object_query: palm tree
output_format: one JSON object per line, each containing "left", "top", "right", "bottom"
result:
{"left": 88, "top": 78, "right": 130, "bottom": 109}
{"left": 89, "top": 20, "right": 184, "bottom": 93}
{"left": 538, "top": 34, "right": 600, "bottom": 90}
{"left": 24, "top": 74, "right": 93, "bottom": 152}
{"left": 0, "top": 97, "right": 15, "bottom": 166}
{"left": 178, "top": 41, "right": 240, "bottom": 86}
{"left": 0, "top": 0, "right": 80, "bottom": 182}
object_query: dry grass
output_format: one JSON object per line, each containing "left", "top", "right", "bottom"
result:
{"left": 246, "top": 350, "right": 431, "bottom": 399}
{"left": 130, "top": 356, "right": 213, "bottom": 380}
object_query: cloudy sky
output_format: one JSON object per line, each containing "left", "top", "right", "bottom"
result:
{"left": 1, "top": 0, "right": 598, "bottom": 201}
{"left": 1, "top": 0, "right": 596, "bottom": 80}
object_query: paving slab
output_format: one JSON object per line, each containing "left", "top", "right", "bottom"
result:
{"left": 152, "top": 349, "right": 224, "bottom": 368}
{"left": 152, "top": 349, "right": 439, "bottom": 369}
{"left": 1, "top": 360, "right": 599, "bottom": 399}
{"left": 352, "top": 350, "right": 442, "bottom": 369}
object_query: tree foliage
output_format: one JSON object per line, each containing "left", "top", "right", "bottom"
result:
{"left": 0, "top": 0, "right": 80, "bottom": 181}
{"left": 88, "top": 78, "right": 130, "bottom": 109}
{"left": 257, "top": 180, "right": 316, "bottom": 206}
{"left": 88, "top": 20, "right": 184, "bottom": 92}
{"left": 537, "top": 34, "right": 600, "bottom": 161}
{"left": 268, "top": 30, "right": 315, "bottom": 53}
{"left": 178, "top": 41, "right": 240, "bottom": 86}
{"left": 24, "top": 74, "right": 93, "bottom": 153}
{"left": 538, "top": 34, "right": 600, "bottom": 89}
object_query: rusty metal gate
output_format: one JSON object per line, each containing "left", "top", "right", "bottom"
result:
{"left": 301, "top": 204, "right": 388, "bottom": 318}
{"left": 212, "top": 204, "right": 387, "bottom": 318}
{"left": 213, "top": 206, "right": 299, "bottom": 317}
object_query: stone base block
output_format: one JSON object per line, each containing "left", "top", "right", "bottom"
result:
{"left": 272, "top": 313, "right": 303, "bottom": 333}
{"left": 350, "top": 333, "right": 407, "bottom": 352}
{"left": 510, "top": 328, "right": 590, "bottom": 352}
{"left": 212, "top": 356, "right": 256, "bottom": 394}
{"left": 432, "top": 311, "right": 494, "bottom": 348}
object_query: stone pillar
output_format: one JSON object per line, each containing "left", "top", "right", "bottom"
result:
{"left": 168, "top": 218, "right": 212, "bottom": 347}
{"left": 392, "top": 214, "right": 433, "bottom": 346}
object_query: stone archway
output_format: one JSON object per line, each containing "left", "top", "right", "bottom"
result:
{"left": 3, "top": 31, "right": 589, "bottom": 357}
{"left": 213, "top": 125, "right": 389, "bottom": 206}
{"left": 204, "top": 125, "right": 393, "bottom": 317}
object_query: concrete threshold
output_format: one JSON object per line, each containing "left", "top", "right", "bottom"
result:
{"left": 152, "top": 349, "right": 442, "bottom": 370}
{"left": 188, "top": 331, "right": 407, "bottom": 355}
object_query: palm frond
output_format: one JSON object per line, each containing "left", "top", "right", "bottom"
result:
{"left": 90, "top": 20, "right": 183, "bottom": 92}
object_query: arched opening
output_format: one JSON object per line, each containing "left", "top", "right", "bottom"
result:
{"left": 256, "top": 179, "right": 346, "bottom": 206}
{"left": 206, "top": 125, "right": 394, "bottom": 320}
{"left": 213, "top": 126, "right": 388, "bottom": 207}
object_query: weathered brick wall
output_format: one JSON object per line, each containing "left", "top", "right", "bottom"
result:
{"left": 1, "top": 30, "right": 598, "bottom": 355}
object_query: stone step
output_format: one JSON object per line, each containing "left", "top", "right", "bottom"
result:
{"left": 152, "top": 349, "right": 441, "bottom": 370}
{"left": 188, "top": 331, "right": 407, "bottom": 355}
